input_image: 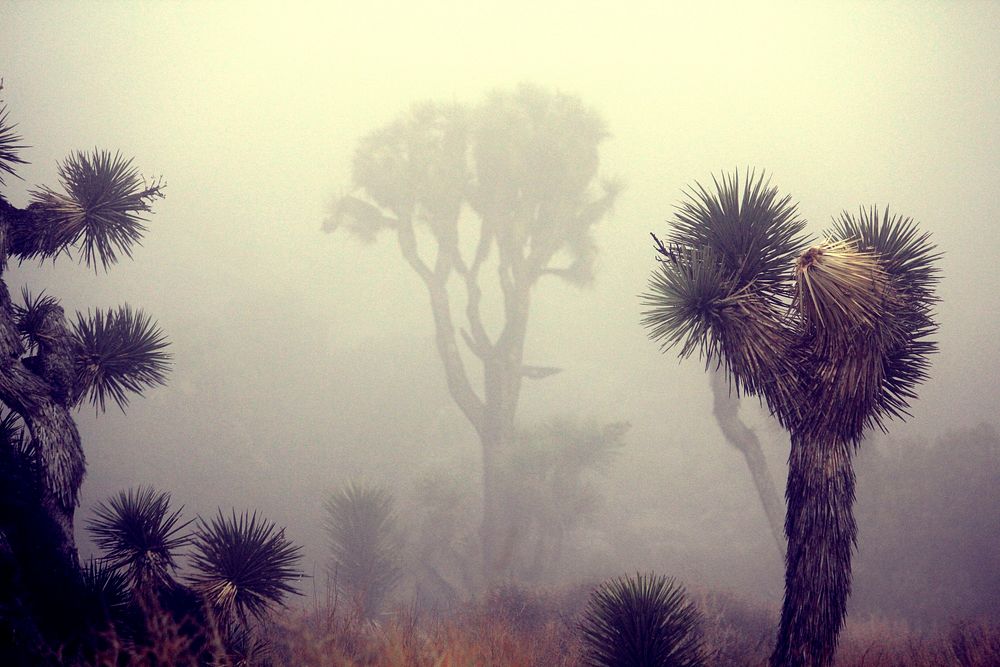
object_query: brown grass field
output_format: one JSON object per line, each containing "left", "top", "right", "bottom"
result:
{"left": 70, "top": 584, "right": 1000, "bottom": 666}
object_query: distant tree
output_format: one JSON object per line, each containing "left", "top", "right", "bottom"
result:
{"left": 0, "top": 85, "right": 170, "bottom": 572}
{"left": 325, "top": 84, "right": 620, "bottom": 581}
{"left": 642, "top": 171, "right": 940, "bottom": 666}
{"left": 709, "top": 367, "right": 785, "bottom": 557}
{"left": 505, "top": 419, "right": 629, "bottom": 582}
{"left": 324, "top": 482, "right": 403, "bottom": 620}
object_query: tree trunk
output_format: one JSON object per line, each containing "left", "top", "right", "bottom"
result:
{"left": 770, "top": 433, "right": 855, "bottom": 667}
{"left": 710, "top": 368, "right": 785, "bottom": 558}
{"left": 0, "top": 280, "right": 84, "bottom": 570}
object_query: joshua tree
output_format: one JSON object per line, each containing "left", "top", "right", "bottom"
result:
{"left": 642, "top": 171, "right": 939, "bottom": 667}
{"left": 325, "top": 84, "right": 619, "bottom": 581}
{"left": 504, "top": 419, "right": 629, "bottom": 582}
{"left": 0, "top": 85, "right": 170, "bottom": 570}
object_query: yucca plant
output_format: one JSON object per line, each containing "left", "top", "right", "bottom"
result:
{"left": 0, "top": 83, "right": 169, "bottom": 570}
{"left": 579, "top": 573, "right": 705, "bottom": 667}
{"left": 324, "top": 482, "right": 403, "bottom": 620}
{"left": 642, "top": 170, "right": 940, "bottom": 667}
{"left": 188, "top": 509, "right": 303, "bottom": 624}
{"left": 80, "top": 557, "right": 132, "bottom": 621}
{"left": 87, "top": 486, "right": 191, "bottom": 595}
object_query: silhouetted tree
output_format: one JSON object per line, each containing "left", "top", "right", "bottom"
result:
{"left": 0, "top": 85, "right": 170, "bottom": 572}
{"left": 709, "top": 367, "right": 785, "bottom": 557}
{"left": 642, "top": 171, "right": 939, "bottom": 666}
{"left": 325, "top": 84, "right": 619, "bottom": 581}
{"left": 505, "top": 419, "right": 628, "bottom": 582}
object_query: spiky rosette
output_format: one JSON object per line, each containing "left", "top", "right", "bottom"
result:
{"left": 642, "top": 246, "right": 737, "bottom": 362}
{"left": 668, "top": 169, "right": 808, "bottom": 306}
{"left": 188, "top": 510, "right": 303, "bottom": 623}
{"left": 14, "top": 287, "right": 61, "bottom": 352}
{"left": 827, "top": 207, "right": 940, "bottom": 429}
{"left": 28, "top": 150, "right": 163, "bottom": 269}
{"left": 81, "top": 557, "right": 132, "bottom": 617}
{"left": 87, "top": 487, "right": 191, "bottom": 593}
{"left": 579, "top": 572, "right": 705, "bottom": 667}
{"left": 73, "top": 305, "right": 170, "bottom": 412}
{"left": 0, "top": 101, "right": 28, "bottom": 186}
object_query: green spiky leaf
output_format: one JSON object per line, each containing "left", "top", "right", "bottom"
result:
{"left": 188, "top": 510, "right": 303, "bottom": 623}
{"left": 87, "top": 486, "right": 191, "bottom": 592}
{"left": 73, "top": 305, "right": 171, "bottom": 413}
{"left": 28, "top": 150, "right": 163, "bottom": 269}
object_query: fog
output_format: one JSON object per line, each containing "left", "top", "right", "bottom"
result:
{"left": 2, "top": 0, "right": 998, "bottom": 624}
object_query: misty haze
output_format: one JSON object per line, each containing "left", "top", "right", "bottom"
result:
{"left": 1, "top": 2, "right": 998, "bottom": 665}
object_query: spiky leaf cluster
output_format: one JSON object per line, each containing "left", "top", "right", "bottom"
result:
{"left": 0, "top": 98, "right": 27, "bottom": 186}
{"left": 642, "top": 171, "right": 808, "bottom": 416}
{"left": 87, "top": 487, "right": 191, "bottom": 592}
{"left": 643, "top": 171, "right": 939, "bottom": 440}
{"left": 13, "top": 287, "right": 60, "bottom": 353}
{"left": 324, "top": 482, "right": 403, "bottom": 619}
{"left": 27, "top": 149, "right": 163, "bottom": 269}
{"left": 826, "top": 207, "right": 940, "bottom": 431}
{"left": 579, "top": 572, "right": 705, "bottom": 667}
{"left": 81, "top": 557, "right": 132, "bottom": 618}
{"left": 188, "top": 510, "right": 303, "bottom": 623}
{"left": 73, "top": 304, "right": 170, "bottom": 412}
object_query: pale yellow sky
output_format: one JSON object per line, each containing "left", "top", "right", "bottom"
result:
{"left": 2, "top": 0, "right": 998, "bottom": 595}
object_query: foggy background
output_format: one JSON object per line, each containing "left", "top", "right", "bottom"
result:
{"left": 2, "top": 0, "right": 998, "bottom": 624}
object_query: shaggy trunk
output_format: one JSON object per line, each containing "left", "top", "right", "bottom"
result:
{"left": 710, "top": 368, "right": 786, "bottom": 558}
{"left": 771, "top": 432, "right": 856, "bottom": 667}
{"left": 0, "top": 283, "right": 84, "bottom": 570}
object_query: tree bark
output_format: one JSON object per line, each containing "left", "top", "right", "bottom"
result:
{"left": 770, "top": 433, "right": 855, "bottom": 667}
{"left": 0, "top": 204, "right": 85, "bottom": 570}
{"left": 709, "top": 368, "right": 785, "bottom": 558}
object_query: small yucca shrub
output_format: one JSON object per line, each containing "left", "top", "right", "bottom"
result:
{"left": 188, "top": 509, "right": 303, "bottom": 624}
{"left": 579, "top": 573, "right": 705, "bottom": 667}
{"left": 324, "top": 482, "right": 403, "bottom": 620}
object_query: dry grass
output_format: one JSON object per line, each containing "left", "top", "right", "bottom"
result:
{"left": 43, "top": 585, "right": 1000, "bottom": 665}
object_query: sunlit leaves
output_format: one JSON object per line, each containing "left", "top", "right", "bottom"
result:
{"left": 28, "top": 150, "right": 163, "bottom": 269}
{"left": 794, "top": 239, "right": 887, "bottom": 339}
{"left": 829, "top": 206, "right": 941, "bottom": 431}
{"left": 579, "top": 573, "right": 705, "bottom": 667}
{"left": 73, "top": 305, "right": 171, "bottom": 413}
{"left": 188, "top": 510, "right": 303, "bottom": 623}
{"left": 87, "top": 487, "right": 191, "bottom": 592}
